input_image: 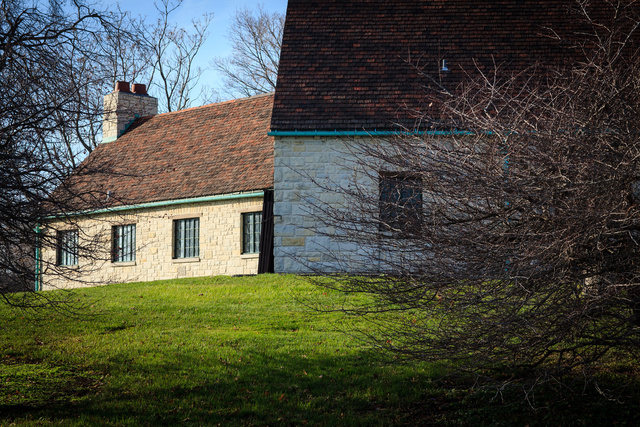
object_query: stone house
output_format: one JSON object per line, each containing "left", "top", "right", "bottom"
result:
{"left": 40, "top": 0, "right": 636, "bottom": 288}
{"left": 38, "top": 84, "right": 274, "bottom": 289}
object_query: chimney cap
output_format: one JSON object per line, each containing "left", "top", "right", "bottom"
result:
{"left": 114, "top": 81, "right": 131, "bottom": 92}
{"left": 131, "top": 83, "right": 148, "bottom": 96}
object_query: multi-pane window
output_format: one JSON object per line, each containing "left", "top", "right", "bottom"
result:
{"left": 57, "top": 230, "right": 78, "bottom": 266}
{"left": 379, "top": 173, "right": 423, "bottom": 234}
{"left": 174, "top": 218, "right": 199, "bottom": 259}
{"left": 112, "top": 224, "right": 136, "bottom": 263}
{"left": 242, "top": 212, "right": 262, "bottom": 254}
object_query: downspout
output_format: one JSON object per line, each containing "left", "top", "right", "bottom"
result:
{"left": 502, "top": 143, "right": 511, "bottom": 277}
{"left": 34, "top": 224, "right": 41, "bottom": 291}
{"left": 258, "top": 189, "right": 275, "bottom": 274}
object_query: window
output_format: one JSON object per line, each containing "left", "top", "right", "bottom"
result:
{"left": 57, "top": 230, "right": 78, "bottom": 266}
{"left": 242, "top": 212, "right": 262, "bottom": 254}
{"left": 112, "top": 224, "right": 136, "bottom": 263}
{"left": 174, "top": 218, "right": 199, "bottom": 259}
{"left": 379, "top": 172, "right": 423, "bottom": 234}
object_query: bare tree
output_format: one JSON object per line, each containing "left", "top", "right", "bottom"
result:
{"left": 46, "top": 0, "right": 213, "bottom": 168}
{"left": 42, "top": 7, "right": 149, "bottom": 168}
{"left": 212, "top": 5, "right": 284, "bottom": 98}
{"left": 144, "top": 0, "right": 212, "bottom": 112}
{"left": 309, "top": 1, "right": 640, "bottom": 386}
{"left": 0, "top": 0, "right": 138, "bottom": 307}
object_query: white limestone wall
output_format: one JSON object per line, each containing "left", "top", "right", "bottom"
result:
{"left": 41, "top": 195, "right": 263, "bottom": 290}
{"left": 273, "top": 135, "right": 376, "bottom": 273}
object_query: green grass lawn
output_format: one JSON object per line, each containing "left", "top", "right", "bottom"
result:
{"left": 1, "top": 274, "right": 640, "bottom": 426}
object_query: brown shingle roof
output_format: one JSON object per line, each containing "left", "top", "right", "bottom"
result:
{"left": 271, "top": 0, "right": 639, "bottom": 132}
{"left": 58, "top": 93, "right": 274, "bottom": 211}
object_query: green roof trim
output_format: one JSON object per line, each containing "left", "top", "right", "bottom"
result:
{"left": 46, "top": 191, "right": 265, "bottom": 220}
{"left": 268, "top": 130, "right": 475, "bottom": 137}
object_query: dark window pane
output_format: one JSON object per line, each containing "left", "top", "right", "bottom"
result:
{"left": 379, "top": 173, "right": 423, "bottom": 234}
{"left": 243, "top": 212, "right": 262, "bottom": 254}
{"left": 174, "top": 218, "right": 199, "bottom": 259}
{"left": 57, "top": 230, "right": 78, "bottom": 266}
{"left": 112, "top": 224, "right": 136, "bottom": 263}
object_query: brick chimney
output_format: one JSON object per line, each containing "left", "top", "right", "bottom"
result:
{"left": 102, "top": 81, "right": 158, "bottom": 143}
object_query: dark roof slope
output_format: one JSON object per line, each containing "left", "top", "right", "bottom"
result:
{"left": 271, "top": 0, "right": 638, "bottom": 132}
{"left": 58, "top": 93, "right": 274, "bottom": 211}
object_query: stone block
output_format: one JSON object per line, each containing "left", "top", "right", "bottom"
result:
{"left": 282, "top": 237, "right": 306, "bottom": 247}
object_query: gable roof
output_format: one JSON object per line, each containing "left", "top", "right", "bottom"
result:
{"left": 57, "top": 93, "right": 274, "bottom": 212}
{"left": 271, "top": 0, "right": 638, "bottom": 132}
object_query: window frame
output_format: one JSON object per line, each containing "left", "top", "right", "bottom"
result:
{"left": 112, "top": 224, "right": 136, "bottom": 263}
{"left": 56, "top": 229, "right": 79, "bottom": 266}
{"left": 173, "top": 218, "right": 200, "bottom": 259}
{"left": 242, "top": 211, "right": 262, "bottom": 255}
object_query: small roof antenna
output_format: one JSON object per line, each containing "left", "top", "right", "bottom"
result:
{"left": 441, "top": 59, "right": 449, "bottom": 72}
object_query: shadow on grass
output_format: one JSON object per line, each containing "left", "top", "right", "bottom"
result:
{"left": 4, "top": 349, "right": 640, "bottom": 426}
{"left": 2, "top": 350, "right": 442, "bottom": 426}
{"left": 0, "top": 358, "right": 105, "bottom": 423}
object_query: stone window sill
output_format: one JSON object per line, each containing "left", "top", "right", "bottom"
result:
{"left": 112, "top": 261, "right": 136, "bottom": 267}
{"left": 240, "top": 253, "right": 259, "bottom": 259}
{"left": 172, "top": 257, "right": 200, "bottom": 264}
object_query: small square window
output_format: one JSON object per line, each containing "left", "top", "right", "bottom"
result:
{"left": 112, "top": 224, "right": 136, "bottom": 263}
{"left": 57, "top": 230, "right": 78, "bottom": 266}
{"left": 242, "top": 212, "right": 262, "bottom": 254}
{"left": 174, "top": 218, "right": 199, "bottom": 259}
{"left": 379, "top": 172, "right": 423, "bottom": 234}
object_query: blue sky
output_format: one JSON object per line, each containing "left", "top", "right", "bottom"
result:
{"left": 105, "top": 0, "right": 289, "bottom": 101}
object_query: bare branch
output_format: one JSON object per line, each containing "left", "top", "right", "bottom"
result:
{"left": 307, "top": 0, "right": 640, "bottom": 386}
{"left": 212, "top": 4, "right": 284, "bottom": 98}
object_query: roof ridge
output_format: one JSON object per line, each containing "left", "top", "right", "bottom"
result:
{"left": 157, "top": 92, "right": 275, "bottom": 117}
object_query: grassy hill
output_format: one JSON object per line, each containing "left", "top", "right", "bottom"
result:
{"left": 1, "top": 274, "right": 640, "bottom": 426}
